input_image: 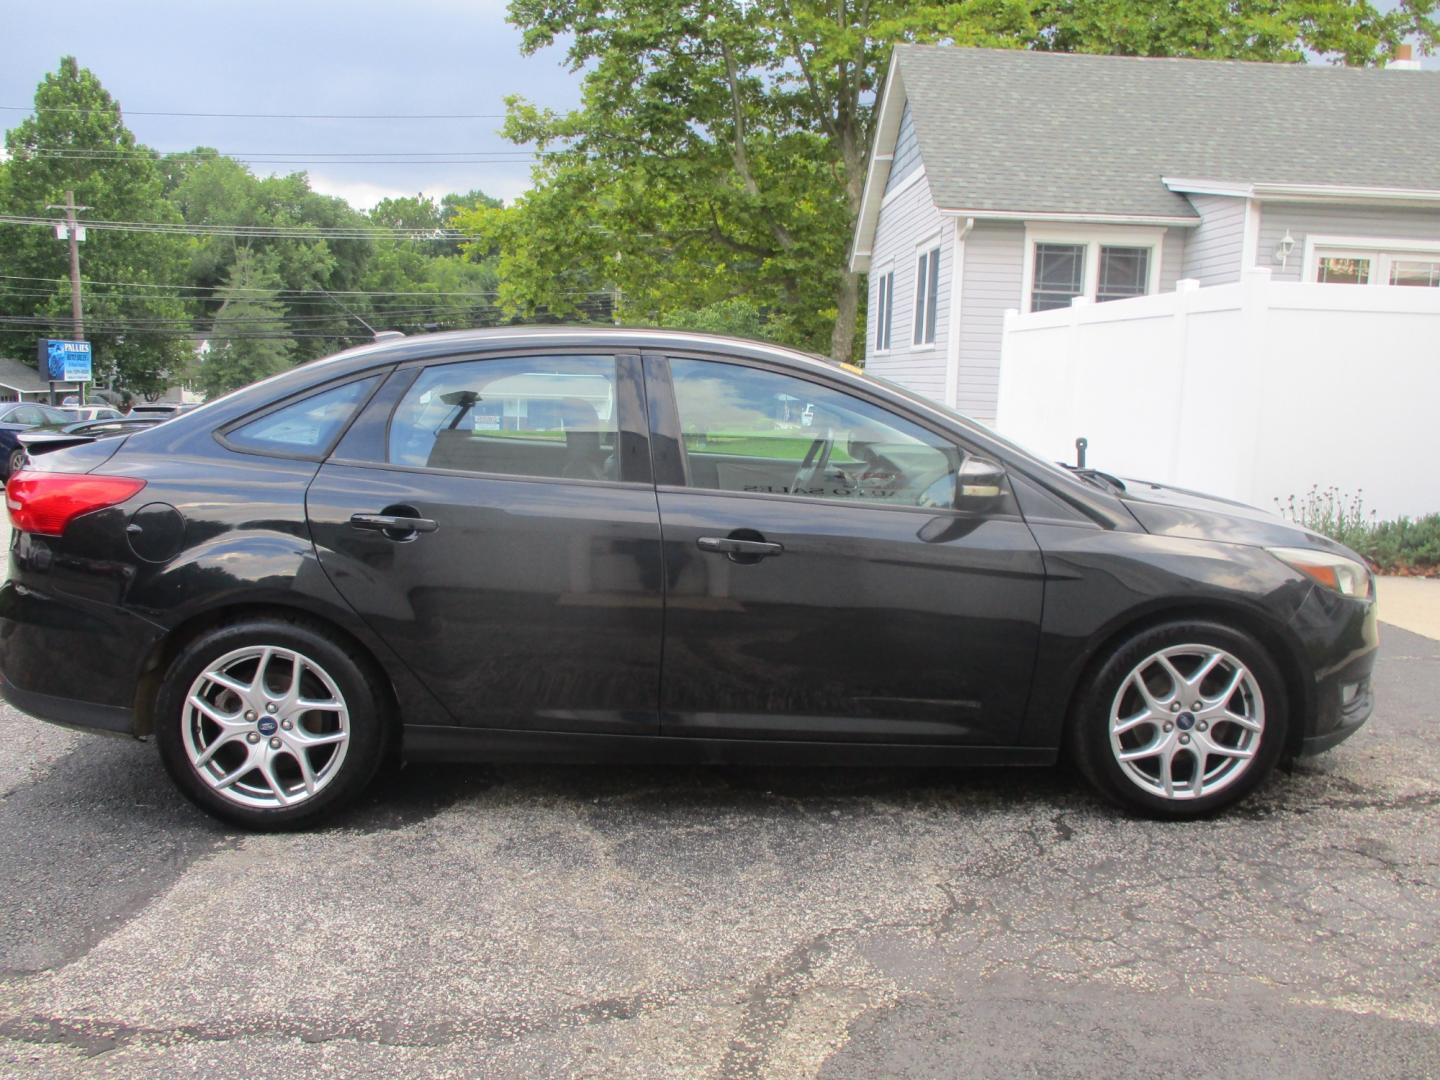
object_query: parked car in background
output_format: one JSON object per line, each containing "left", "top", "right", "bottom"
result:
{"left": 0, "top": 402, "right": 81, "bottom": 478}
{"left": 17, "top": 415, "right": 168, "bottom": 459}
{"left": 0, "top": 329, "right": 1378, "bottom": 829}
{"left": 128, "top": 402, "right": 199, "bottom": 419}
{"left": 65, "top": 405, "right": 123, "bottom": 423}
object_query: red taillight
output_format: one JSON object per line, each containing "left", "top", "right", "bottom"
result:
{"left": 5, "top": 471, "right": 146, "bottom": 537}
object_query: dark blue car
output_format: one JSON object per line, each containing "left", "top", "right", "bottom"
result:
{"left": 0, "top": 402, "right": 80, "bottom": 479}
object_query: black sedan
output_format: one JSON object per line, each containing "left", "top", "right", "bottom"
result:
{"left": 0, "top": 329, "right": 1377, "bottom": 827}
{"left": 0, "top": 401, "right": 82, "bottom": 478}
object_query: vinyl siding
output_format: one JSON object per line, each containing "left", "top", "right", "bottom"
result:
{"left": 1180, "top": 194, "right": 1247, "bottom": 285}
{"left": 864, "top": 171, "right": 950, "bottom": 403}
{"left": 1258, "top": 202, "right": 1440, "bottom": 282}
{"left": 956, "top": 222, "right": 1024, "bottom": 423}
{"left": 884, "top": 101, "right": 921, "bottom": 194}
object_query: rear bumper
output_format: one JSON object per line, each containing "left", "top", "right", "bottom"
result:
{"left": 0, "top": 578, "right": 159, "bottom": 736}
{"left": 0, "top": 671, "right": 134, "bottom": 735}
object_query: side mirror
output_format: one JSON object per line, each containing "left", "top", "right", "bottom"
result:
{"left": 956, "top": 457, "right": 1006, "bottom": 506}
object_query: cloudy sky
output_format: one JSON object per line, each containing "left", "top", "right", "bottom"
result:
{"left": 2, "top": 0, "right": 583, "bottom": 209}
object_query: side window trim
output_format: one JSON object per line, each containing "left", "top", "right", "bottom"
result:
{"left": 641, "top": 354, "right": 687, "bottom": 487}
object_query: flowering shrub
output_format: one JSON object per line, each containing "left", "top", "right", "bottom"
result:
{"left": 1277, "top": 486, "right": 1440, "bottom": 576}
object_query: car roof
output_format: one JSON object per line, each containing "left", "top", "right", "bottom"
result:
{"left": 156, "top": 326, "right": 850, "bottom": 432}
{"left": 313, "top": 325, "right": 839, "bottom": 378}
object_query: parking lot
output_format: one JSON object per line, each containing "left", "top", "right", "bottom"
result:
{"left": 0, "top": 503, "right": 1436, "bottom": 1077}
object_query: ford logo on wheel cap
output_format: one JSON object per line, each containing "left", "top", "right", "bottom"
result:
{"left": 1176, "top": 712, "right": 1196, "bottom": 731}
{"left": 257, "top": 716, "right": 278, "bottom": 736}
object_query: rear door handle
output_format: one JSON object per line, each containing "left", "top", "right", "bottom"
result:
{"left": 349, "top": 513, "right": 439, "bottom": 535}
{"left": 696, "top": 536, "right": 784, "bottom": 559}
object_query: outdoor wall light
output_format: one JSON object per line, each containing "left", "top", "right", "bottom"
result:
{"left": 1274, "top": 229, "right": 1296, "bottom": 268}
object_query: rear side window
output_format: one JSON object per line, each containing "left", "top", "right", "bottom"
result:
{"left": 226, "top": 378, "right": 378, "bottom": 457}
{"left": 387, "top": 355, "right": 619, "bottom": 482}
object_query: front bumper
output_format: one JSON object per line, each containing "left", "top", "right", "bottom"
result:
{"left": 1292, "top": 586, "right": 1379, "bottom": 757}
{"left": 1298, "top": 663, "right": 1375, "bottom": 756}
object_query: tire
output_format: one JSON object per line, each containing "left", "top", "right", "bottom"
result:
{"left": 154, "top": 618, "right": 390, "bottom": 829}
{"left": 1069, "top": 620, "right": 1288, "bottom": 818}
{"left": 6, "top": 447, "right": 24, "bottom": 478}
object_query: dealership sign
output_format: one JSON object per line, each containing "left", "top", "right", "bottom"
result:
{"left": 37, "top": 339, "right": 93, "bottom": 383}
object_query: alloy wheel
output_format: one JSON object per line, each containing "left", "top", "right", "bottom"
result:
{"left": 1108, "top": 644, "right": 1264, "bottom": 801}
{"left": 181, "top": 645, "right": 351, "bottom": 810}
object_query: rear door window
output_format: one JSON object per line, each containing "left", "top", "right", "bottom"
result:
{"left": 387, "top": 355, "right": 620, "bottom": 482}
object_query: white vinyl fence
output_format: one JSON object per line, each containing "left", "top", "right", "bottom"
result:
{"left": 995, "top": 268, "right": 1440, "bottom": 521}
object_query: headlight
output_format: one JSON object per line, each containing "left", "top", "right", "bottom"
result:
{"left": 1268, "top": 547, "right": 1373, "bottom": 599}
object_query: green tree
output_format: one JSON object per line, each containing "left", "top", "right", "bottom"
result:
{"left": 475, "top": 0, "right": 1437, "bottom": 363}
{"left": 200, "top": 249, "right": 295, "bottom": 396}
{"left": 0, "top": 57, "right": 194, "bottom": 393}
{"left": 360, "top": 193, "right": 504, "bottom": 333}
{"left": 168, "top": 154, "right": 375, "bottom": 360}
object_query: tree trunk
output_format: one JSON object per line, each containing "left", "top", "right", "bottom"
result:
{"left": 830, "top": 269, "right": 860, "bottom": 363}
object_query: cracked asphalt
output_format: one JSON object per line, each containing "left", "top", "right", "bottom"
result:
{"left": 0, "top": 625, "right": 1436, "bottom": 1078}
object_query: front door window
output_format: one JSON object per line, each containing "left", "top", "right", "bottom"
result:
{"left": 667, "top": 357, "right": 965, "bottom": 509}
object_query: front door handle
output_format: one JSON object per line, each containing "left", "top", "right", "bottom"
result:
{"left": 349, "top": 512, "right": 439, "bottom": 537}
{"left": 697, "top": 536, "right": 784, "bottom": 560}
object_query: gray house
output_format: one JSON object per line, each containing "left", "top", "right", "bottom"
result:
{"left": 0, "top": 357, "right": 81, "bottom": 403}
{"left": 850, "top": 46, "right": 1440, "bottom": 423}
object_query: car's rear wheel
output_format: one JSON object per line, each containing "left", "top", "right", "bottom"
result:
{"left": 7, "top": 447, "right": 25, "bottom": 478}
{"left": 1070, "top": 621, "right": 1288, "bottom": 817}
{"left": 154, "top": 618, "right": 389, "bottom": 828}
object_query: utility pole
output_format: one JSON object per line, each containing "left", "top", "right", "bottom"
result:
{"left": 46, "top": 191, "right": 89, "bottom": 405}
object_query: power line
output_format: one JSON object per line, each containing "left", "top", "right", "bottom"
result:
{"left": 0, "top": 274, "right": 599, "bottom": 300}
{"left": 0, "top": 214, "right": 480, "bottom": 241}
{"left": 15, "top": 151, "right": 539, "bottom": 166}
{"left": 1, "top": 303, "right": 516, "bottom": 326}
{"left": 2, "top": 105, "right": 509, "bottom": 120}
{"left": 26, "top": 147, "right": 538, "bottom": 158}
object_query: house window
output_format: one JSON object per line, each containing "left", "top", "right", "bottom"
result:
{"left": 874, "top": 270, "right": 894, "bottom": 351}
{"left": 1025, "top": 228, "right": 1163, "bottom": 312}
{"left": 1097, "top": 247, "right": 1152, "bottom": 302}
{"left": 913, "top": 245, "right": 940, "bottom": 346}
{"left": 1032, "top": 243, "right": 1086, "bottom": 310}
{"left": 1317, "top": 256, "right": 1370, "bottom": 285}
{"left": 1308, "top": 240, "right": 1440, "bottom": 287}
{"left": 1392, "top": 259, "right": 1440, "bottom": 288}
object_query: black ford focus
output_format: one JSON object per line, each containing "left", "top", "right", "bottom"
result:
{"left": 0, "top": 329, "right": 1377, "bottom": 827}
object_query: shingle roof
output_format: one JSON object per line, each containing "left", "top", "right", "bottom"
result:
{"left": 0, "top": 356, "right": 79, "bottom": 394}
{"left": 893, "top": 45, "right": 1440, "bottom": 219}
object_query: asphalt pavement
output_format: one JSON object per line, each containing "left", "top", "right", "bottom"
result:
{"left": 0, "top": 511, "right": 1436, "bottom": 1076}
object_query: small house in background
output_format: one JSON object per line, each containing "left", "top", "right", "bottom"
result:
{"left": 0, "top": 356, "right": 82, "bottom": 403}
{"left": 850, "top": 46, "right": 1440, "bottom": 426}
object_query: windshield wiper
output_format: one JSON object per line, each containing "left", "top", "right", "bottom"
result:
{"left": 1062, "top": 465, "right": 1127, "bottom": 494}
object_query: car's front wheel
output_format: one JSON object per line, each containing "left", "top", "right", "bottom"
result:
{"left": 1070, "top": 621, "right": 1288, "bottom": 817}
{"left": 154, "top": 618, "right": 389, "bottom": 829}
{"left": 6, "top": 447, "right": 25, "bottom": 478}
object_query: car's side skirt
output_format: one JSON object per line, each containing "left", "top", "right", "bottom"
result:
{"left": 402, "top": 725, "right": 1058, "bottom": 768}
